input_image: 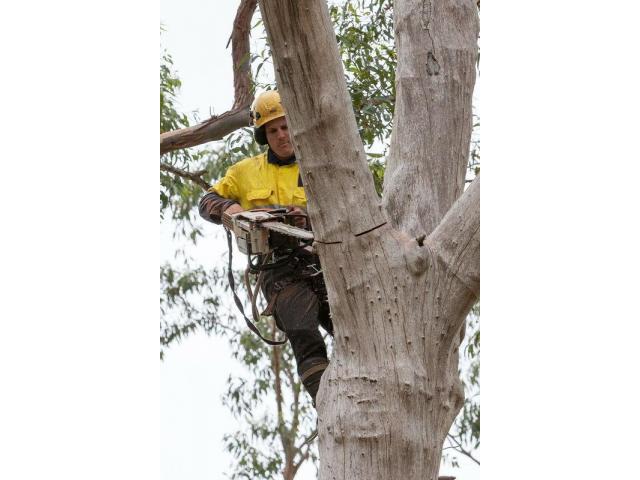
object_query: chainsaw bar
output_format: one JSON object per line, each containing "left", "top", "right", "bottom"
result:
{"left": 234, "top": 210, "right": 313, "bottom": 240}
{"left": 260, "top": 221, "right": 314, "bottom": 241}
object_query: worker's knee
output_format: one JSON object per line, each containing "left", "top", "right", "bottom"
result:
{"left": 273, "top": 283, "right": 319, "bottom": 328}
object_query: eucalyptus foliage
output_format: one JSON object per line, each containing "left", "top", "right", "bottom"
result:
{"left": 160, "top": 44, "right": 208, "bottom": 236}
{"left": 222, "top": 322, "right": 319, "bottom": 479}
{"left": 331, "top": 0, "right": 395, "bottom": 149}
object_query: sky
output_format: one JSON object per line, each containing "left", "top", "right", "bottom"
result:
{"left": 159, "top": 1, "right": 480, "bottom": 479}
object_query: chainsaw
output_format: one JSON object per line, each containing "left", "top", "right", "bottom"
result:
{"left": 222, "top": 208, "right": 314, "bottom": 257}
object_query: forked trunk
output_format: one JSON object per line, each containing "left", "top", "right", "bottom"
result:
{"left": 258, "top": 1, "right": 479, "bottom": 478}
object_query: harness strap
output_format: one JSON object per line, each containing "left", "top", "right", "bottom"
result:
{"left": 261, "top": 283, "right": 280, "bottom": 317}
{"left": 225, "top": 227, "right": 287, "bottom": 346}
{"left": 300, "top": 362, "right": 329, "bottom": 382}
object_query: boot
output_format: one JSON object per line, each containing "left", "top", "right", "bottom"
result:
{"left": 300, "top": 359, "right": 329, "bottom": 406}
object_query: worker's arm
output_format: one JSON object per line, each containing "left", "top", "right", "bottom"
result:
{"left": 199, "top": 191, "right": 243, "bottom": 225}
{"left": 199, "top": 161, "right": 248, "bottom": 225}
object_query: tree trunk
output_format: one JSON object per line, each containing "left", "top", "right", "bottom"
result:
{"left": 258, "top": 1, "right": 479, "bottom": 479}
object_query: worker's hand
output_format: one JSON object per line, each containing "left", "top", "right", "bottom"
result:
{"left": 287, "top": 206, "right": 308, "bottom": 229}
{"left": 222, "top": 203, "right": 244, "bottom": 225}
{"left": 224, "top": 204, "right": 244, "bottom": 216}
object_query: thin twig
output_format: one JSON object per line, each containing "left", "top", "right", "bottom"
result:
{"left": 292, "top": 442, "right": 311, "bottom": 476}
{"left": 446, "top": 433, "right": 480, "bottom": 465}
{"left": 284, "top": 359, "right": 300, "bottom": 435}
{"left": 295, "top": 430, "right": 318, "bottom": 451}
{"left": 270, "top": 318, "right": 295, "bottom": 470}
{"left": 160, "top": 162, "right": 211, "bottom": 191}
{"left": 213, "top": 322, "right": 242, "bottom": 337}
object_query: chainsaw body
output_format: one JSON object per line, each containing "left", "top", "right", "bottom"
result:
{"left": 223, "top": 209, "right": 314, "bottom": 256}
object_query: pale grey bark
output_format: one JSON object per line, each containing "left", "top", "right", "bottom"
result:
{"left": 384, "top": 0, "right": 479, "bottom": 237}
{"left": 429, "top": 174, "right": 480, "bottom": 299}
{"left": 258, "top": 1, "right": 479, "bottom": 479}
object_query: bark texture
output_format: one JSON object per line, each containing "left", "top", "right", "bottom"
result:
{"left": 383, "top": 0, "right": 479, "bottom": 237}
{"left": 258, "top": 1, "right": 479, "bottom": 479}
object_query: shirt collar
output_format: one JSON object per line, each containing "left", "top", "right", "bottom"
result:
{"left": 267, "top": 148, "right": 296, "bottom": 166}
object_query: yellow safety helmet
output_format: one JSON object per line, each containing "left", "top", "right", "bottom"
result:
{"left": 251, "top": 90, "right": 285, "bottom": 128}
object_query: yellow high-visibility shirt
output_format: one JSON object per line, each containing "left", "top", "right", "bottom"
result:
{"left": 210, "top": 152, "right": 306, "bottom": 211}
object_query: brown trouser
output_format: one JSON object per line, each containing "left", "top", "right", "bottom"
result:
{"left": 261, "top": 254, "right": 333, "bottom": 376}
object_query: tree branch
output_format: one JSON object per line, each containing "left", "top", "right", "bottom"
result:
{"left": 270, "top": 319, "right": 296, "bottom": 474}
{"left": 271, "top": 325, "right": 285, "bottom": 436}
{"left": 159, "top": 0, "right": 257, "bottom": 155}
{"left": 230, "top": 0, "right": 257, "bottom": 109}
{"left": 292, "top": 443, "right": 311, "bottom": 477}
{"left": 428, "top": 174, "right": 480, "bottom": 300}
{"left": 215, "top": 322, "right": 242, "bottom": 337}
{"left": 283, "top": 357, "right": 301, "bottom": 438}
{"left": 296, "top": 431, "right": 318, "bottom": 452}
{"left": 446, "top": 433, "right": 480, "bottom": 465}
{"left": 160, "top": 105, "right": 251, "bottom": 156}
{"left": 160, "top": 162, "right": 211, "bottom": 191}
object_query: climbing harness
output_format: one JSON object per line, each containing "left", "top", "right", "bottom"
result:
{"left": 223, "top": 208, "right": 321, "bottom": 346}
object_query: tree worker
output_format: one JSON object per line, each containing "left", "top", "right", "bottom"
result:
{"left": 198, "top": 90, "right": 332, "bottom": 406}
